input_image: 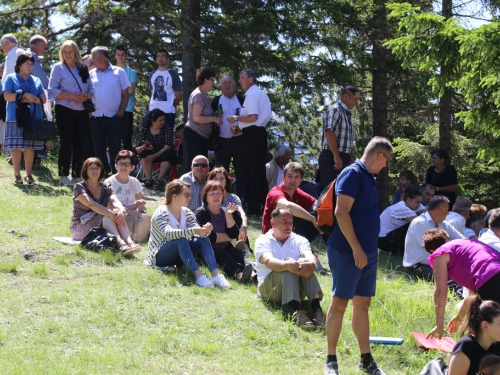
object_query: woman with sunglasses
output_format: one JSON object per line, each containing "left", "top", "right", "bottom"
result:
{"left": 148, "top": 179, "right": 231, "bottom": 289}
{"left": 70, "top": 157, "right": 141, "bottom": 255}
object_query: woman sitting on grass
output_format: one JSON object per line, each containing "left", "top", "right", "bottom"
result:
{"left": 448, "top": 295, "right": 500, "bottom": 375}
{"left": 195, "top": 181, "right": 253, "bottom": 283}
{"left": 148, "top": 179, "right": 231, "bottom": 289}
{"left": 207, "top": 167, "right": 248, "bottom": 241}
{"left": 70, "top": 157, "right": 141, "bottom": 255}
{"left": 105, "top": 150, "right": 147, "bottom": 213}
{"left": 423, "top": 229, "right": 500, "bottom": 339}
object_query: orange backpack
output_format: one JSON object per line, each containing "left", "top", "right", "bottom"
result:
{"left": 314, "top": 164, "right": 363, "bottom": 235}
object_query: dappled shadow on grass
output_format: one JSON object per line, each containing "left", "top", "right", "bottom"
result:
{"left": 261, "top": 297, "right": 323, "bottom": 331}
{"left": 11, "top": 165, "right": 72, "bottom": 197}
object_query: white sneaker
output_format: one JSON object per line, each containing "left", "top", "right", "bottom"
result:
{"left": 196, "top": 275, "right": 214, "bottom": 288}
{"left": 59, "top": 176, "right": 74, "bottom": 186}
{"left": 211, "top": 274, "right": 232, "bottom": 289}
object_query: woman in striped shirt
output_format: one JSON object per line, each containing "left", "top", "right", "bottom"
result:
{"left": 148, "top": 179, "right": 231, "bottom": 289}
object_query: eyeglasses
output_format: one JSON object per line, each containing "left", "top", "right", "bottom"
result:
{"left": 183, "top": 192, "right": 192, "bottom": 198}
{"left": 88, "top": 166, "right": 101, "bottom": 171}
{"left": 381, "top": 153, "right": 390, "bottom": 162}
{"left": 117, "top": 162, "right": 131, "bottom": 167}
{"left": 208, "top": 192, "right": 223, "bottom": 197}
{"left": 192, "top": 163, "right": 209, "bottom": 168}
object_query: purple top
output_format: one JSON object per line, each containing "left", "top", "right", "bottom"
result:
{"left": 48, "top": 62, "right": 94, "bottom": 111}
{"left": 71, "top": 181, "right": 114, "bottom": 225}
{"left": 209, "top": 208, "right": 228, "bottom": 250}
{"left": 429, "top": 239, "right": 500, "bottom": 290}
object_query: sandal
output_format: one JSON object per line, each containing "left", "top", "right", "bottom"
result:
{"left": 120, "top": 243, "right": 141, "bottom": 256}
{"left": 153, "top": 179, "right": 163, "bottom": 190}
{"left": 24, "top": 175, "right": 35, "bottom": 185}
{"left": 144, "top": 179, "right": 153, "bottom": 188}
{"left": 14, "top": 175, "right": 23, "bottom": 184}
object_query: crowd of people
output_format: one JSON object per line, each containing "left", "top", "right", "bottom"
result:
{"left": 4, "top": 32, "right": 500, "bottom": 375}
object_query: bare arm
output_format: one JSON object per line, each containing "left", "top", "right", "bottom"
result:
{"left": 448, "top": 352, "right": 470, "bottom": 375}
{"left": 277, "top": 198, "right": 322, "bottom": 234}
{"left": 434, "top": 184, "right": 458, "bottom": 193}
{"left": 259, "top": 252, "right": 301, "bottom": 274}
{"left": 192, "top": 103, "right": 221, "bottom": 125}
{"left": 75, "top": 192, "right": 116, "bottom": 219}
{"left": 335, "top": 194, "right": 366, "bottom": 268}
{"left": 128, "top": 82, "right": 136, "bottom": 95}
{"left": 174, "top": 91, "right": 182, "bottom": 107}
{"left": 427, "top": 255, "right": 449, "bottom": 338}
{"left": 117, "top": 88, "right": 129, "bottom": 117}
{"left": 325, "top": 129, "right": 343, "bottom": 170}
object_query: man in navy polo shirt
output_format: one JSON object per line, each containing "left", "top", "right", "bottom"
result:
{"left": 324, "top": 137, "right": 392, "bottom": 375}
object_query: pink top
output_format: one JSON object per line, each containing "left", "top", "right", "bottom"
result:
{"left": 429, "top": 239, "right": 500, "bottom": 290}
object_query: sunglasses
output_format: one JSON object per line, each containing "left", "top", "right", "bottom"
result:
{"left": 192, "top": 163, "right": 209, "bottom": 168}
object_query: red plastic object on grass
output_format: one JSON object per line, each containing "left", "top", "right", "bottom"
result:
{"left": 412, "top": 332, "right": 457, "bottom": 353}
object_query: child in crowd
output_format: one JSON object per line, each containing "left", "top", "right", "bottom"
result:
{"left": 392, "top": 170, "right": 420, "bottom": 204}
{"left": 479, "top": 355, "right": 500, "bottom": 375}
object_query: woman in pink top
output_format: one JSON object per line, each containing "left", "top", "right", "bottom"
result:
{"left": 423, "top": 229, "right": 500, "bottom": 339}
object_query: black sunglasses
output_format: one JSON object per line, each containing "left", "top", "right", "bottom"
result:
{"left": 192, "top": 163, "right": 209, "bottom": 168}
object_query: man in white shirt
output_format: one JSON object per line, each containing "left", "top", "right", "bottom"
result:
{"left": 403, "top": 195, "right": 463, "bottom": 280}
{"left": 445, "top": 196, "right": 472, "bottom": 236}
{"left": 211, "top": 75, "right": 245, "bottom": 198}
{"left": 479, "top": 208, "right": 500, "bottom": 252}
{"left": 255, "top": 207, "right": 324, "bottom": 327}
{"left": 89, "top": 46, "right": 130, "bottom": 175}
{"left": 1, "top": 34, "right": 24, "bottom": 88}
{"left": 227, "top": 68, "right": 271, "bottom": 215}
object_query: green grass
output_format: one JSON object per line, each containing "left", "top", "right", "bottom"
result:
{"left": 0, "top": 156, "right": 459, "bottom": 374}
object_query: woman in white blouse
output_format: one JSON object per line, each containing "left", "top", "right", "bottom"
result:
{"left": 378, "top": 189, "right": 423, "bottom": 255}
{"left": 148, "top": 179, "right": 231, "bottom": 289}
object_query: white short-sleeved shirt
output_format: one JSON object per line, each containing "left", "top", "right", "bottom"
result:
{"left": 104, "top": 175, "right": 143, "bottom": 206}
{"left": 255, "top": 230, "right": 311, "bottom": 288}
{"left": 379, "top": 201, "right": 417, "bottom": 237}
{"left": 445, "top": 211, "right": 466, "bottom": 236}
{"left": 148, "top": 69, "right": 182, "bottom": 114}
{"left": 403, "top": 212, "right": 463, "bottom": 267}
{"left": 90, "top": 63, "right": 130, "bottom": 117}
{"left": 239, "top": 84, "right": 271, "bottom": 129}
{"left": 479, "top": 229, "right": 500, "bottom": 253}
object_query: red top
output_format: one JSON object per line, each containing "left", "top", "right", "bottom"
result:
{"left": 262, "top": 183, "right": 317, "bottom": 233}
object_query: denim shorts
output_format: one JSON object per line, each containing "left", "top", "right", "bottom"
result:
{"left": 328, "top": 247, "right": 378, "bottom": 299}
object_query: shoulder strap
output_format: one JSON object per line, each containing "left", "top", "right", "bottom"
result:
{"left": 63, "top": 62, "right": 84, "bottom": 93}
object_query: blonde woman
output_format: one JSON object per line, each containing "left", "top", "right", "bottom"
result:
{"left": 48, "top": 40, "right": 94, "bottom": 185}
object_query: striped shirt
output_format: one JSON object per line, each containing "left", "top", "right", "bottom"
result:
{"left": 148, "top": 205, "right": 209, "bottom": 265}
{"left": 180, "top": 171, "right": 207, "bottom": 212}
{"left": 321, "top": 100, "right": 354, "bottom": 153}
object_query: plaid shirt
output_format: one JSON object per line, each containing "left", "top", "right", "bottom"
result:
{"left": 180, "top": 171, "right": 207, "bottom": 212}
{"left": 321, "top": 100, "right": 354, "bottom": 153}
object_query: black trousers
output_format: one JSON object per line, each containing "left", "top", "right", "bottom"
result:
{"left": 122, "top": 111, "right": 134, "bottom": 152}
{"left": 242, "top": 126, "right": 268, "bottom": 213}
{"left": 213, "top": 243, "right": 245, "bottom": 278}
{"left": 183, "top": 126, "right": 209, "bottom": 171}
{"left": 294, "top": 217, "right": 319, "bottom": 243}
{"left": 378, "top": 223, "right": 410, "bottom": 256}
{"left": 318, "top": 149, "right": 350, "bottom": 187}
{"left": 55, "top": 105, "right": 91, "bottom": 178}
{"left": 214, "top": 136, "right": 247, "bottom": 199}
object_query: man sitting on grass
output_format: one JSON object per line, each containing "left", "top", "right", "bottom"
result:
{"left": 255, "top": 206, "right": 324, "bottom": 327}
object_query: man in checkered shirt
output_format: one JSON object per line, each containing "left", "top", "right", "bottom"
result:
{"left": 318, "top": 86, "right": 360, "bottom": 187}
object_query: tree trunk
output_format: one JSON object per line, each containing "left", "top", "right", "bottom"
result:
{"left": 180, "top": 0, "right": 201, "bottom": 123}
{"left": 372, "top": 0, "right": 390, "bottom": 211}
{"left": 439, "top": 0, "right": 452, "bottom": 152}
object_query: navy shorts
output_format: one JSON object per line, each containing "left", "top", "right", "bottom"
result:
{"left": 328, "top": 247, "right": 378, "bottom": 299}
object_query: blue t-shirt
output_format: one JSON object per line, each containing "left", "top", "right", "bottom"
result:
{"left": 124, "top": 65, "right": 137, "bottom": 113}
{"left": 392, "top": 185, "right": 420, "bottom": 204}
{"left": 328, "top": 159, "right": 380, "bottom": 254}
{"left": 3, "top": 73, "right": 45, "bottom": 121}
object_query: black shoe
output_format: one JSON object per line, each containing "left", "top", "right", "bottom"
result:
{"left": 358, "top": 360, "right": 386, "bottom": 375}
{"left": 144, "top": 179, "right": 153, "bottom": 188}
{"left": 240, "top": 263, "right": 253, "bottom": 283}
{"left": 324, "top": 361, "right": 339, "bottom": 375}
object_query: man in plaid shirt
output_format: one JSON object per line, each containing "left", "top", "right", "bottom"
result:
{"left": 318, "top": 86, "right": 360, "bottom": 187}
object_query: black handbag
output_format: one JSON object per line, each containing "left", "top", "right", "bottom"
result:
{"left": 64, "top": 62, "right": 95, "bottom": 113}
{"left": 419, "top": 357, "right": 448, "bottom": 375}
{"left": 23, "top": 96, "right": 57, "bottom": 141}
{"left": 80, "top": 227, "right": 118, "bottom": 252}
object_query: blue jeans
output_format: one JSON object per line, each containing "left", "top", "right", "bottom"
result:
{"left": 156, "top": 237, "right": 218, "bottom": 274}
{"left": 90, "top": 115, "right": 123, "bottom": 174}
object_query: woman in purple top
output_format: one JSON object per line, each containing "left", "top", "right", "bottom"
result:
{"left": 423, "top": 229, "right": 500, "bottom": 339}
{"left": 194, "top": 181, "right": 253, "bottom": 282}
{"left": 48, "top": 40, "right": 94, "bottom": 185}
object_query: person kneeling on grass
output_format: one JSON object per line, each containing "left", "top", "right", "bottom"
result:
{"left": 254, "top": 206, "right": 324, "bottom": 327}
{"left": 70, "top": 157, "right": 141, "bottom": 255}
{"left": 148, "top": 179, "right": 231, "bottom": 289}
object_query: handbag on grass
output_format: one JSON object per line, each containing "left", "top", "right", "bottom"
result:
{"left": 64, "top": 62, "right": 96, "bottom": 113}
{"left": 23, "top": 96, "right": 57, "bottom": 141}
{"left": 125, "top": 208, "right": 151, "bottom": 242}
{"left": 80, "top": 227, "right": 118, "bottom": 252}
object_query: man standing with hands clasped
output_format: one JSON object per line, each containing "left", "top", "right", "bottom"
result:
{"left": 324, "top": 137, "right": 392, "bottom": 375}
